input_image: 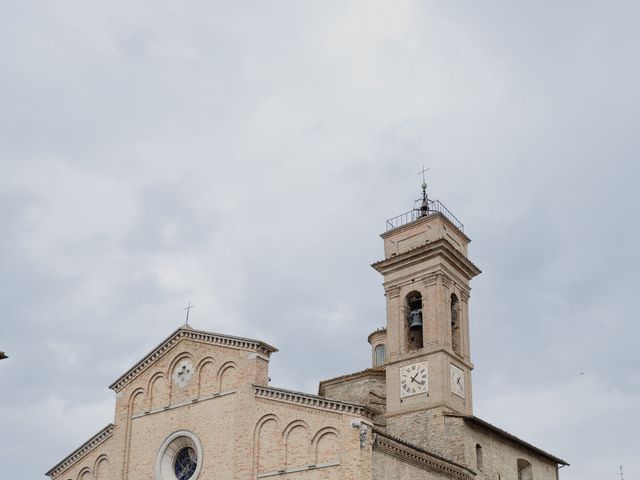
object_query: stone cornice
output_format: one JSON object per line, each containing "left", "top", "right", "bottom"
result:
{"left": 372, "top": 239, "right": 481, "bottom": 280}
{"left": 109, "top": 327, "right": 278, "bottom": 392}
{"left": 255, "top": 385, "right": 373, "bottom": 418}
{"left": 45, "top": 424, "right": 114, "bottom": 478}
{"left": 373, "top": 429, "right": 476, "bottom": 479}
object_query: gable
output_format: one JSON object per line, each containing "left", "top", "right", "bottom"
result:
{"left": 108, "top": 326, "right": 277, "bottom": 392}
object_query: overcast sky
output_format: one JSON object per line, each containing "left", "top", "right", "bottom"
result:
{"left": 1, "top": 2, "right": 638, "bottom": 479}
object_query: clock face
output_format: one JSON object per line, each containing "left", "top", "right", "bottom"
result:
{"left": 450, "top": 364, "right": 465, "bottom": 398}
{"left": 172, "top": 359, "right": 194, "bottom": 389}
{"left": 400, "top": 361, "right": 428, "bottom": 398}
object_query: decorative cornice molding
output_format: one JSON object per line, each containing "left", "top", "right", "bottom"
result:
{"left": 372, "top": 430, "right": 475, "bottom": 479}
{"left": 255, "top": 385, "right": 373, "bottom": 418}
{"left": 372, "top": 239, "right": 481, "bottom": 280}
{"left": 46, "top": 424, "right": 114, "bottom": 478}
{"left": 109, "top": 327, "right": 278, "bottom": 392}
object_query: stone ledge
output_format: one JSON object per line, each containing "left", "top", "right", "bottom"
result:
{"left": 257, "top": 461, "right": 340, "bottom": 477}
{"left": 131, "top": 390, "right": 236, "bottom": 419}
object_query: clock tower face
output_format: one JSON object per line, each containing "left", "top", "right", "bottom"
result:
{"left": 450, "top": 364, "right": 465, "bottom": 398}
{"left": 400, "top": 361, "right": 428, "bottom": 398}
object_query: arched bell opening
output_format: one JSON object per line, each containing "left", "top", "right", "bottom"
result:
{"left": 405, "top": 291, "right": 423, "bottom": 350}
{"left": 450, "top": 293, "right": 461, "bottom": 355}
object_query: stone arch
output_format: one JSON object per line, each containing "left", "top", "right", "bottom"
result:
{"left": 450, "top": 292, "right": 461, "bottom": 354}
{"left": 168, "top": 352, "right": 196, "bottom": 404}
{"left": 312, "top": 427, "right": 340, "bottom": 465}
{"left": 149, "top": 373, "right": 169, "bottom": 411}
{"left": 254, "top": 414, "right": 284, "bottom": 474}
{"left": 283, "top": 420, "right": 312, "bottom": 468}
{"left": 218, "top": 361, "right": 238, "bottom": 392}
{"left": 129, "top": 387, "right": 146, "bottom": 417}
{"left": 93, "top": 455, "right": 109, "bottom": 480}
{"left": 196, "top": 357, "right": 217, "bottom": 397}
{"left": 405, "top": 290, "right": 424, "bottom": 350}
{"left": 77, "top": 467, "right": 92, "bottom": 480}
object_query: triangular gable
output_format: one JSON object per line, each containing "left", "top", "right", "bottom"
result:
{"left": 109, "top": 325, "right": 278, "bottom": 392}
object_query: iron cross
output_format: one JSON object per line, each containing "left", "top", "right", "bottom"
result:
{"left": 183, "top": 302, "right": 194, "bottom": 325}
{"left": 418, "top": 166, "right": 430, "bottom": 184}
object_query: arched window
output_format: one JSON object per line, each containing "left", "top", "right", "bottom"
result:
{"left": 517, "top": 459, "right": 532, "bottom": 480}
{"left": 406, "top": 292, "right": 423, "bottom": 350}
{"left": 450, "top": 293, "right": 461, "bottom": 354}
{"left": 476, "top": 444, "right": 483, "bottom": 471}
{"left": 374, "top": 344, "right": 386, "bottom": 366}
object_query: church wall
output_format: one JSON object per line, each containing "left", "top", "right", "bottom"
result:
{"left": 252, "top": 397, "right": 373, "bottom": 480}
{"left": 104, "top": 335, "right": 274, "bottom": 480}
{"left": 463, "top": 423, "right": 559, "bottom": 480}
{"left": 126, "top": 391, "right": 239, "bottom": 480}
{"left": 385, "top": 408, "right": 465, "bottom": 463}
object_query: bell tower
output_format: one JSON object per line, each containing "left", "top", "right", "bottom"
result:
{"left": 372, "top": 181, "right": 480, "bottom": 418}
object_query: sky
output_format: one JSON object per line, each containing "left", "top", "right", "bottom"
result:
{"left": 1, "top": 1, "right": 638, "bottom": 479}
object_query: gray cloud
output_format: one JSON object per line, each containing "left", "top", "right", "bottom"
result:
{"left": 0, "top": 1, "right": 638, "bottom": 478}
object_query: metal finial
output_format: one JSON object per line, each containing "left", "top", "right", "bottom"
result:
{"left": 417, "top": 166, "right": 430, "bottom": 217}
{"left": 183, "top": 302, "right": 194, "bottom": 325}
{"left": 418, "top": 166, "right": 429, "bottom": 190}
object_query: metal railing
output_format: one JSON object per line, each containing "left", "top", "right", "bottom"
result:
{"left": 385, "top": 199, "right": 464, "bottom": 232}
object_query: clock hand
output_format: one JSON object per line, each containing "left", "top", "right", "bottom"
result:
{"left": 410, "top": 371, "right": 421, "bottom": 383}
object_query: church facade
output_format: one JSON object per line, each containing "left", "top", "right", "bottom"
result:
{"left": 47, "top": 188, "right": 567, "bottom": 480}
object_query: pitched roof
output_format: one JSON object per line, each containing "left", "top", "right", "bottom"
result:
{"left": 444, "top": 413, "right": 569, "bottom": 466}
{"left": 109, "top": 326, "right": 278, "bottom": 392}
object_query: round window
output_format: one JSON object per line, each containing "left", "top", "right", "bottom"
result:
{"left": 156, "top": 431, "right": 202, "bottom": 480}
{"left": 174, "top": 447, "right": 197, "bottom": 480}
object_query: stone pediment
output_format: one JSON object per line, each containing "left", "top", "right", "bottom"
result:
{"left": 46, "top": 424, "right": 114, "bottom": 478}
{"left": 109, "top": 325, "right": 278, "bottom": 392}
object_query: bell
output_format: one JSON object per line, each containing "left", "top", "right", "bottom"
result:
{"left": 409, "top": 309, "right": 423, "bottom": 329}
